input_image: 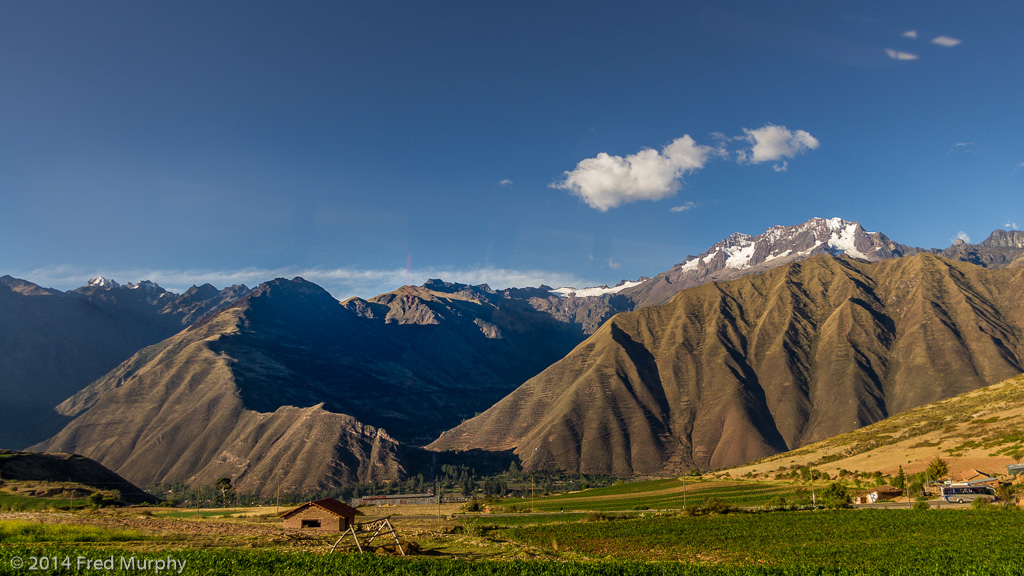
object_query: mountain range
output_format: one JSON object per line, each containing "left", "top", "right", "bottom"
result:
{"left": 8, "top": 218, "right": 1024, "bottom": 493}
{"left": 0, "top": 276, "right": 247, "bottom": 447}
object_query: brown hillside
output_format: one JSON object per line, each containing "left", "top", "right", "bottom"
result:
{"left": 33, "top": 308, "right": 404, "bottom": 496}
{"left": 727, "top": 373, "right": 1024, "bottom": 481}
{"left": 429, "top": 254, "right": 1024, "bottom": 475}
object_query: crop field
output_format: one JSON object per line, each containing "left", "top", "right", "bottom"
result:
{"left": 3, "top": 509, "right": 1024, "bottom": 575}
{"left": 504, "top": 478, "right": 801, "bottom": 511}
{"left": 505, "top": 509, "right": 1024, "bottom": 571}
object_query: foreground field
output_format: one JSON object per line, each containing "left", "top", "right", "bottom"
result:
{"left": 2, "top": 507, "right": 1023, "bottom": 575}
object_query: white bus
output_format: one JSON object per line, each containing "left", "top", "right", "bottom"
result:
{"left": 940, "top": 484, "right": 997, "bottom": 504}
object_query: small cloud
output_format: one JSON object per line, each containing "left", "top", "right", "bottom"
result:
{"left": 737, "top": 124, "right": 820, "bottom": 165}
{"left": 1006, "top": 222, "right": 1019, "bottom": 230}
{"left": 886, "top": 48, "right": 919, "bottom": 60}
{"left": 551, "top": 136, "right": 712, "bottom": 211}
{"left": 931, "top": 36, "right": 962, "bottom": 47}
{"left": 954, "top": 231, "right": 971, "bottom": 244}
{"left": 773, "top": 161, "right": 788, "bottom": 172}
{"left": 607, "top": 258, "right": 621, "bottom": 269}
{"left": 497, "top": 179, "right": 513, "bottom": 186}
{"left": 949, "top": 142, "right": 979, "bottom": 155}
{"left": 903, "top": 30, "right": 918, "bottom": 39}
{"left": 670, "top": 202, "right": 695, "bottom": 213}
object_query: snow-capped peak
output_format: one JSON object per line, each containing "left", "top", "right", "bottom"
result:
{"left": 86, "top": 276, "right": 120, "bottom": 289}
{"left": 677, "top": 217, "right": 889, "bottom": 274}
{"left": 127, "top": 280, "right": 162, "bottom": 292}
{"left": 550, "top": 280, "right": 643, "bottom": 298}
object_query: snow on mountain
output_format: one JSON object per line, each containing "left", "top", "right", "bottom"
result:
{"left": 86, "top": 276, "right": 121, "bottom": 289}
{"left": 550, "top": 280, "right": 643, "bottom": 298}
{"left": 127, "top": 280, "right": 164, "bottom": 293}
{"left": 679, "top": 217, "right": 881, "bottom": 273}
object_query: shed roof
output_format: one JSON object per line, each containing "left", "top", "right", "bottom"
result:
{"left": 279, "top": 497, "right": 363, "bottom": 519}
{"left": 961, "top": 469, "right": 994, "bottom": 481}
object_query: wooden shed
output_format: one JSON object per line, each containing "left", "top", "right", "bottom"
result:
{"left": 280, "top": 498, "right": 362, "bottom": 531}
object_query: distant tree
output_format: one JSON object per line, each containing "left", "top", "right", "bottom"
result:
{"left": 893, "top": 466, "right": 907, "bottom": 491}
{"left": 908, "top": 479, "right": 924, "bottom": 496}
{"left": 1010, "top": 449, "right": 1024, "bottom": 464}
{"left": 820, "top": 482, "right": 850, "bottom": 509}
{"left": 215, "top": 477, "right": 233, "bottom": 506}
{"left": 926, "top": 457, "right": 949, "bottom": 481}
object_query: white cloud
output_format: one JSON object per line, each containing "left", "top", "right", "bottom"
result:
{"left": 931, "top": 36, "right": 961, "bottom": 47}
{"left": 607, "top": 258, "right": 621, "bottom": 270}
{"left": 949, "top": 142, "right": 979, "bottom": 155}
{"left": 954, "top": 231, "right": 971, "bottom": 244}
{"left": 553, "top": 124, "right": 819, "bottom": 211}
{"left": 14, "top": 264, "right": 599, "bottom": 301}
{"left": 670, "top": 202, "right": 695, "bottom": 213}
{"left": 551, "top": 135, "right": 712, "bottom": 211}
{"left": 903, "top": 30, "right": 918, "bottom": 39}
{"left": 886, "top": 48, "right": 919, "bottom": 60}
{"left": 1006, "top": 222, "right": 1019, "bottom": 230}
{"left": 498, "top": 179, "right": 513, "bottom": 186}
{"left": 737, "top": 125, "right": 820, "bottom": 165}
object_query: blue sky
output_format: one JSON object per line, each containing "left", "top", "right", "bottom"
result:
{"left": 2, "top": 1, "right": 1022, "bottom": 298}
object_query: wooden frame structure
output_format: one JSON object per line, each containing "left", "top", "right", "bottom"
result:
{"left": 330, "top": 516, "right": 404, "bottom": 556}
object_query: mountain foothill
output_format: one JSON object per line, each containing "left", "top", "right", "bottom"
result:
{"left": 6, "top": 218, "right": 1024, "bottom": 495}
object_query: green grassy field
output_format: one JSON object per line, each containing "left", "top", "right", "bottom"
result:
{"left": 505, "top": 508, "right": 1024, "bottom": 569}
{"left": 0, "top": 521, "right": 148, "bottom": 544}
{"left": 3, "top": 509, "right": 1024, "bottom": 576}
{"left": 0, "top": 492, "right": 81, "bottom": 512}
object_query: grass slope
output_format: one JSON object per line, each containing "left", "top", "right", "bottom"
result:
{"left": 728, "top": 373, "right": 1024, "bottom": 479}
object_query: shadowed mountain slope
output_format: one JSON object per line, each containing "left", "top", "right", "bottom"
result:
{"left": 429, "top": 254, "right": 1024, "bottom": 475}
{"left": 33, "top": 294, "right": 404, "bottom": 496}
{"left": 0, "top": 276, "right": 246, "bottom": 448}
{"left": 0, "top": 451, "right": 157, "bottom": 505}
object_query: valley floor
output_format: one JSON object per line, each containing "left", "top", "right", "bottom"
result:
{"left": 2, "top": 497, "right": 1023, "bottom": 575}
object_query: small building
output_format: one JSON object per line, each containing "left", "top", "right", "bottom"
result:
{"left": 960, "top": 469, "right": 998, "bottom": 486}
{"left": 280, "top": 498, "right": 362, "bottom": 531}
{"left": 1007, "top": 464, "right": 1024, "bottom": 477}
{"left": 864, "top": 483, "right": 905, "bottom": 502}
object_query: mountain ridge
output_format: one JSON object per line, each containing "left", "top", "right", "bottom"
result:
{"left": 429, "top": 253, "right": 1024, "bottom": 475}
